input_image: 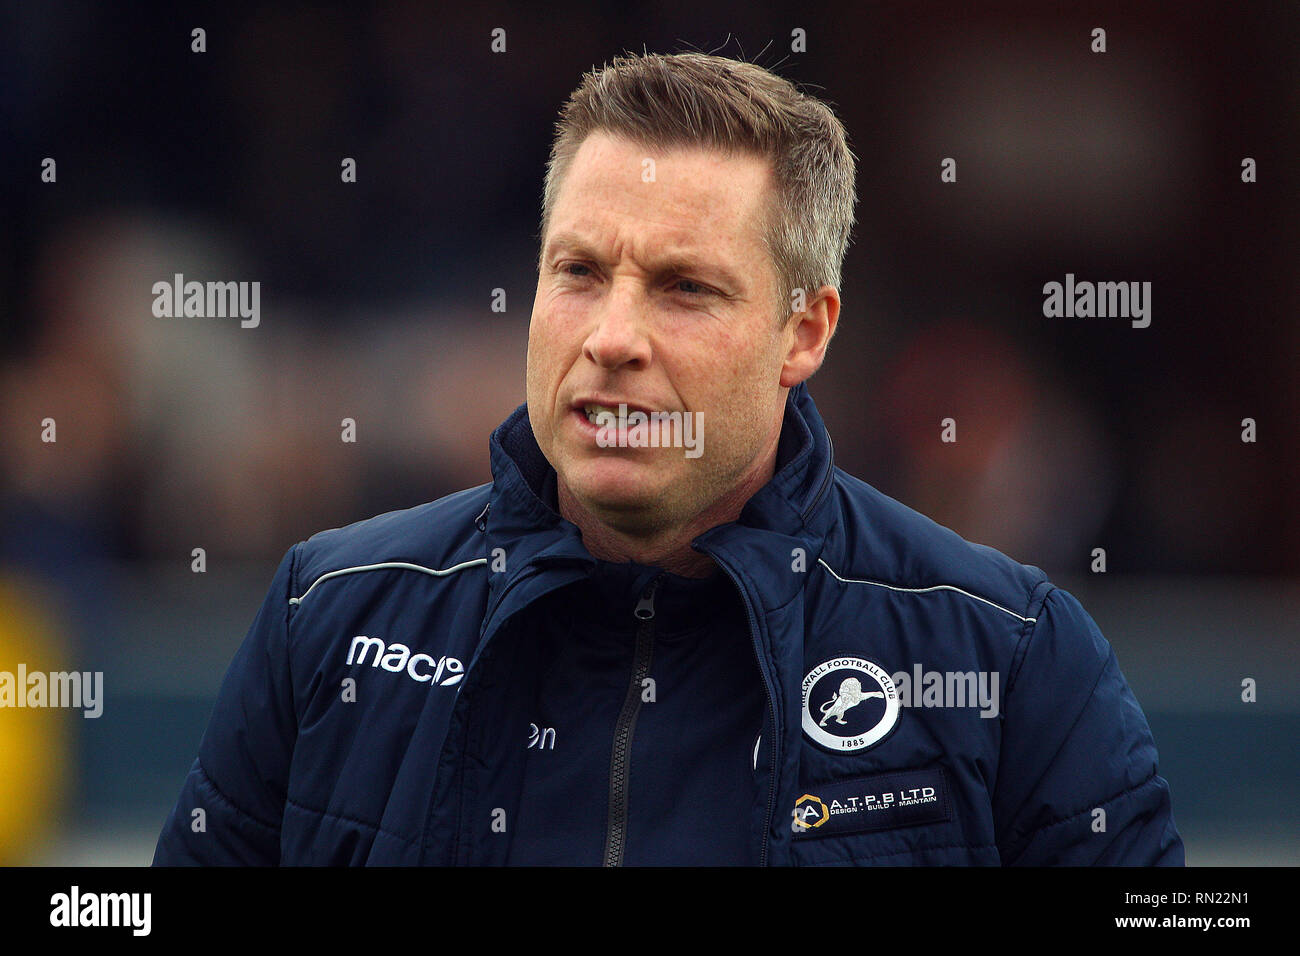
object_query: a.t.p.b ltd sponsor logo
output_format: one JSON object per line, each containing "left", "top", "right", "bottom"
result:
{"left": 791, "top": 767, "right": 952, "bottom": 838}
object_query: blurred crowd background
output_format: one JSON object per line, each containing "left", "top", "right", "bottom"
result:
{"left": 1, "top": 0, "right": 1296, "bottom": 864}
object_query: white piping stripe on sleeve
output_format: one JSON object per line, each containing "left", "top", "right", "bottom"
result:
{"left": 289, "top": 558, "right": 489, "bottom": 605}
{"left": 817, "top": 558, "right": 1037, "bottom": 624}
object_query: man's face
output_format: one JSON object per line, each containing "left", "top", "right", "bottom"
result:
{"left": 526, "top": 131, "right": 792, "bottom": 535}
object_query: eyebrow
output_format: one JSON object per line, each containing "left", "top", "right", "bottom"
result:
{"left": 543, "top": 232, "right": 746, "bottom": 293}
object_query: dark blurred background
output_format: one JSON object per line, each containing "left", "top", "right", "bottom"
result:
{"left": 0, "top": 0, "right": 1296, "bottom": 863}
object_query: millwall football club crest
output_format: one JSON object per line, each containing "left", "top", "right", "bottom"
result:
{"left": 802, "top": 656, "right": 900, "bottom": 753}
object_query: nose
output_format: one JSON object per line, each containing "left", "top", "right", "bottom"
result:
{"left": 581, "top": 278, "right": 652, "bottom": 371}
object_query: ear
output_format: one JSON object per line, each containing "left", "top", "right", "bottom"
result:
{"left": 779, "top": 285, "right": 840, "bottom": 388}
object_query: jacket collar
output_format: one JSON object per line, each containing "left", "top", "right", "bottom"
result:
{"left": 483, "top": 381, "right": 837, "bottom": 617}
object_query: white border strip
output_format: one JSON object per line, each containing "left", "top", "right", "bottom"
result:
{"left": 817, "top": 558, "right": 1037, "bottom": 624}
{"left": 289, "top": 558, "right": 488, "bottom": 605}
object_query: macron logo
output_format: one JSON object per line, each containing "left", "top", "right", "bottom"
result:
{"left": 346, "top": 635, "right": 464, "bottom": 687}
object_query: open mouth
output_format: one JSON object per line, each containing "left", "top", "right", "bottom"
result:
{"left": 576, "top": 401, "right": 653, "bottom": 425}
{"left": 569, "top": 401, "right": 656, "bottom": 445}
{"left": 566, "top": 399, "right": 703, "bottom": 458}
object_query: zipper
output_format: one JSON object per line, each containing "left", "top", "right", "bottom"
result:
{"left": 422, "top": 560, "right": 536, "bottom": 864}
{"left": 714, "top": 559, "right": 779, "bottom": 866}
{"left": 476, "top": 565, "right": 539, "bottom": 650}
{"left": 602, "top": 575, "right": 662, "bottom": 866}
{"left": 429, "top": 558, "right": 582, "bottom": 864}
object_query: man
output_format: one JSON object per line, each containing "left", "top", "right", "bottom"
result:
{"left": 154, "top": 52, "right": 1183, "bottom": 866}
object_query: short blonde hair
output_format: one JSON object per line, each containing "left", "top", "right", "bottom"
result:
{"left": 540, "top": 52, "right": 858, "bottom": 323}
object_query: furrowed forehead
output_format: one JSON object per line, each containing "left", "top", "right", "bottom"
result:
{"left": 540, "top": 134, "right": 780, "bottom": 294}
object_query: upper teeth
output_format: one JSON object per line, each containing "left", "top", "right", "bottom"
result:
{"left": 584, "top": 404, "right": 620, "bottom": 422}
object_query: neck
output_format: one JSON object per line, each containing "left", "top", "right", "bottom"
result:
{"left": 557, "top": 437, "right": 781, "bottom": 579}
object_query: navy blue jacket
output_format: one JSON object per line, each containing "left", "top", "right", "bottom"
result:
{"left": 153, "top": 384, "right": 1184, "bottom": 865}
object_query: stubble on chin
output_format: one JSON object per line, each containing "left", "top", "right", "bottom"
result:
{"left": 556, "top": 466, "right": 667, "bottom": 536}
